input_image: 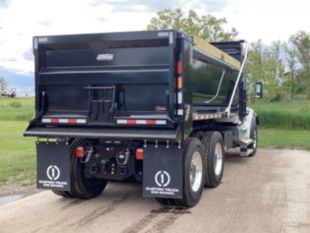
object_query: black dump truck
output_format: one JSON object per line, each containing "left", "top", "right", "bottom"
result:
{"left": 24, "top": 30, "right": 258, "bottom": 207}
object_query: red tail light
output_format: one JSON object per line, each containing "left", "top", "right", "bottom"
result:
{"left": 75, "top": 146, "right": 85, "bottom": 158}
{"left": 177, "top": 61, "right": 183, "bottom": 74}
{"left": 136, "top": 148, "right": 144, "bottom": 160}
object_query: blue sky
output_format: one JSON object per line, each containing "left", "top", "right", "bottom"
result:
{"left": 0, "top": 0, "right": 309, "bottom": 74}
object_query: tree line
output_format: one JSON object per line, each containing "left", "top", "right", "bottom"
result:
{"left": 147, "top": 9, "right": 310, "bottom": 101}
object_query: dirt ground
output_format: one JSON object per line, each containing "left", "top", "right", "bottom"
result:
{"left": 0, "top": 148, "right": 309, "bottom": 233}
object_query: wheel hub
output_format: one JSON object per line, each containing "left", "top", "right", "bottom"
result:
{"left": 214, "top": 143, "right": 223, "bottom": 176}
{"left": 190, "top": 151, "right": 203, "bottom": 192}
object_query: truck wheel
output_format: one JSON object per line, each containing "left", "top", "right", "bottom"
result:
{"left": 179, "top": 138, "right": 205, "bottom": 207}
{"left": 155, "top": 138, "right": 204, "bottom": 207}
{"left": 249, "top": 119, "right": 258, "bottom": 157}
{"left": 69, "top": 155, "right": 108, "bottom": 199}
{"left": 202, "top": 132, "right": 225, "bottom": 188}
{"left": 52, "top": 155, "right": 107, "bottom": 199}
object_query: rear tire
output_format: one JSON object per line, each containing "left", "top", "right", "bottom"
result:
{"left": 202, "top": 132, "right": 225, "bottom": 188}
{"left": 179, "top": 138, "right": 205, "bottom": 207}
{"left": 70, "top": 155, "right": 107, "bottom": 199}
{"left": 155, "top": 198, "right": 176, "bottom": 206}
{"left": 52, "top": 190, "right": 72, "bottom": 198}
{"left": 155, "top": 138, "right": 205, "bottom": 208}
{"left": 52, "top": 155, "right": 107, "bottom": 199}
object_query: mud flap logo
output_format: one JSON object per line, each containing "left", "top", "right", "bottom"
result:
{"left": 145, "top": 170, "right": 179, "bottom": 197}
{"left": 38, "top": 164, "right": 68, "bottom": 189}
{"left": 154, "top": 171, "right": 170, "bottom": 187}
{"left": 46, "top": 165, "right": 60, "bottom": 181}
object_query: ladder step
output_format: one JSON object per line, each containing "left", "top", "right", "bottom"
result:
{"left": 240, "top": 148, "right": 253, "bottom": 157}
{"left": 237, "top": 138, "right": 254, "bottom": 146}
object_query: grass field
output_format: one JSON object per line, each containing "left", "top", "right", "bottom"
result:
{"left": 0, "top": 97, "right": 310, "bottom": 186}
{"left": 0, "top": 97, "right": 34, "bottom": 121}
{"left": 251, "top": 99, "right": 310, "bottom": 130}
{"left": 259, "top": 129, "right": 310, "bottom": 150}
{"left": 0, "top": 121, "right": 35, "bottom": 185}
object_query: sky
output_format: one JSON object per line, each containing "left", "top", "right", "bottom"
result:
{"left": 0, "top": 0, "right": 309, "bottom": 74}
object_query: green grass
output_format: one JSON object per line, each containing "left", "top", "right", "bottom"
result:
{"left": 0, "top": 121, "right": 35, "bottom": 185}
{"left": 251, "top": 99, "right": 310, "bottom": 130}
{"left": 0, "top": 97, "right": 34, "bottom": 121}
{"left": 259, "top": 129, "right": 310, "bottom": 150}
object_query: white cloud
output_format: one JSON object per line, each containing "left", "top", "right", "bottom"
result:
{"left": 216, "top": 0, "right": 310, "bottom": 43}
{"left": 0, "top": 0, "right": 309, "bottom": 74}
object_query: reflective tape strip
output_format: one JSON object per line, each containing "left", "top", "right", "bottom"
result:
{"left": 116, "top": 119, "right": 127, "bottom": 124}
{"left": 42, "top": 118, "right": 86, "bottom": 124}
{"left": 155, "top": 120, "right": 167, "bottom": 125}
{"left": 117, "top": 119, "right": 167, "bottom": 125}
{"left": 136, "top": 120, "right": 147, "bottom": 124}
{"left": 178, "top": 92, "right": 183, "bottom": 104}
{"left": 59, "top": 118, "right": 67, "bottom": 123}
{"left": 42, "top": 118, "right": 51, "bottom": 123}
{"left": 192, "top": 113, "right": 225, "bottom": 121}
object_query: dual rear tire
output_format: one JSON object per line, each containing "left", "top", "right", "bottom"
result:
{"left": 156, "top": 132, "right": 225, "bottom": 207}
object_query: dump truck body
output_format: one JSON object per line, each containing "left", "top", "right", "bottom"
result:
{"left": 25, "top": 30, "right": 258, "bottom": 207}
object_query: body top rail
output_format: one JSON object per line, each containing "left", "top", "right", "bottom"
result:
{"left": 192, "top": 35, "right": 241, "bottom": 70}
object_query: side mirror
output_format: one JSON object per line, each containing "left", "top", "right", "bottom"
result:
{"left": 255, "top": 82, "right": 263, "bottom": 99}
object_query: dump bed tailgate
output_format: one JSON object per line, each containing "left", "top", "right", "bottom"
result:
{"left": 30, "top": 31, "right": 177, "bottom": 132}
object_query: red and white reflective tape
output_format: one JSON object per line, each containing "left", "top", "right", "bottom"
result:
{"left": 192, "top": 112, "right": 238, "bottom": 121}
{"left": 193, "top": 113, "right": 225, "bottom": 121}
{"left": 116, "top": 119, "right": 166, "bottom": 125}
{"left": 42, "top": 118, "right": 86, "bottom": 124}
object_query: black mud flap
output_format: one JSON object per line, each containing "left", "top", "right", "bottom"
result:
{"left": 143, "top": 145, "right": 183, "bottom": 199}
{"left": 37, "top": 142, "right": 71, "bottom": 191}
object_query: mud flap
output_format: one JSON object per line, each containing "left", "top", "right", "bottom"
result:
{"left": 143, "top": 145, "right": 183, "bottom": 199}
{"left": 37, "top": 142, "right": 71, "bottom": 191}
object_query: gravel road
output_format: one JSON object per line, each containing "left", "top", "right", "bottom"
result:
{"left": 0, "top": 148, "right": 309, "bottom": 233}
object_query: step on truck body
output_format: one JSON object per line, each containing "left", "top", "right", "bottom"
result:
{"left": 25, "top": 30, "right": 258, "bottom": 207}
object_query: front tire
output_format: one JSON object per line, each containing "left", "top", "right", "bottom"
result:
{"left": 249, "top": 119, "right": 258, "bottom": 157}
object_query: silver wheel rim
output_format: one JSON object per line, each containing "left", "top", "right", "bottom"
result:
{"left": 190, "top": 151, "right": 203, "bottom": 192}
{"left": 253, "top": 130, "right": 257, "bottom": 149}
{"left": 214, "top": 143, "right": 223, "bottom": 176}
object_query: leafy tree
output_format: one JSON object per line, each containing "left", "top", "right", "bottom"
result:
{"left": 283, "top": 43, "right": 299, "bottom": 101}
{"left": 290, "top": 31, "right": 310, "bottom": 99}
{"left": 147, "top": 9, "right": 238, "bottom": 41}
{"left": 247, "top": 40, "right": 285, "bottom": 102}
{"left": 0, "top": 76, "right": 7, "bottom": 92}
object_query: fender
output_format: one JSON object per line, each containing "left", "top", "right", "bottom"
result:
{"left": 239, "top": 107, "right": 257, "bottom": 140}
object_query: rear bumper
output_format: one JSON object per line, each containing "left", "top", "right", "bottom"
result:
{"left": 24, "top": 126, "right": 179, "bottom": 140}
